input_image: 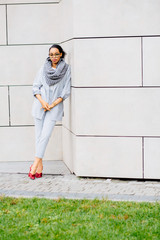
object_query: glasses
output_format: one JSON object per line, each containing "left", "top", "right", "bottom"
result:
{"left": 49, "top": 53, "right": 61, "bottom": 58}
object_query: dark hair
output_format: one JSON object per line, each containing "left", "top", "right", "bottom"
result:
{"left": 49, "top": 44, "right": 66, "bottom": 58}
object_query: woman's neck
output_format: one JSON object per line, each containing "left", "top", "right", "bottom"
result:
{"left": 52, "top": 63, "right": 57, "bottom": 68}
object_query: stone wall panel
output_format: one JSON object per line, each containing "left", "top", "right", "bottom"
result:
{"left": 72, "top": 88, "right": 160, "bottom": 136}
{"left": 8, "top": 4, "right": 59, "bottom": 44}
{"left": 0, "top": 126, "right": 62, "bottom": 161}
{"left": 74, "top": 136, "right": 142, "bottom": 178}
{"left": 144, "top": 138, "right": 160, "bottom": 179}
{"left": 73, "top": 0, "right": 160, "bottom": 37}
{"left": 0, "top": 87, "right": 9, "bottom": 126}
{"left": 143, "top": 37, "right": 160, "bottom": 86}
{"left": 0, "top": 5, "right": 6, "bottom": 45}
{"left": 73, "top": 38, "right": 141, "bottom": 87}
{"left": 10, "top": 86, "right": 33, "bottom": 125}
{"left": 0, "top": 45, "right": 49, "bottom": 85}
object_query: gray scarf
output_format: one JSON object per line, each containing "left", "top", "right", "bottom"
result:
{"left": 44, "top": 57, "right": 68, "bottom": 86}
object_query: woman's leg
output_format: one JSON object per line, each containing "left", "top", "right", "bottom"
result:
{"left": 30, "top": 157, "right": 42, "bottom": 175}
{"left": 30, "top": 112, "right": 56, "bottom": 175}
{"left": 36, "top": 158, "right": 43, "bottom": 173}
{"left": 30, "top": 116, "right": 44, "bottom": 175}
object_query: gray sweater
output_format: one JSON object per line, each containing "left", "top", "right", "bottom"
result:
{"left": 32, "top": 65, "right": 71, "bottom": 121}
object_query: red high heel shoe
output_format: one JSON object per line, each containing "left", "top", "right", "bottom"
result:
{"left": 28, "top": 165, "right": 35, "bottom": 180}
{"left": 35, "top": 172, "right": 42, "bottom": 178}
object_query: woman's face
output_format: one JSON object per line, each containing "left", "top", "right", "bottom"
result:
{"left": 49, "top": 48, "right": 62, "bottom": 66}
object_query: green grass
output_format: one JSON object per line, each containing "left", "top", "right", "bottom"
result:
{"left": 0, "top": 196, "right": 160, "bottom": 240}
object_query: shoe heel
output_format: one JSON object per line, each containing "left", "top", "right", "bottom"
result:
{"left": 28, "top": 165, "right": 35, "bottom": 180}
{"left": 35, "top": 172, "right": 42, "bottom": 178}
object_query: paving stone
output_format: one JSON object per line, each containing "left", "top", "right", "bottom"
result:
{"left": 0, "top": 161, "right": 160, "bottom": 202}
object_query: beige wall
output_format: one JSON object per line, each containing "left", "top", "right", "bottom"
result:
{"left": 0, "top": 0, "right": 62, "bottom": 161}
{"left": 1, "top": 0, "right": 160, "bottom": 179}
{"left": 61, "top": 0, "right": 160, "bottom": 179}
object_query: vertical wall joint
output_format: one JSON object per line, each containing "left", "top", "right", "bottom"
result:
{"left": 5, "top": 4, "right": 8, "bottom": 45}
{"left": 142, "top": 137, "right": 144, "bottom": 179}
{"left": 8, "top": 86, "right": 11, "bottom": 126}
{"left": 141, "top": 37, "right": 143, "bottom": 87}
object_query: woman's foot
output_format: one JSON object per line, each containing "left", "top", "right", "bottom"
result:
{"left": 35, "top": 172, "right": 42, "bottom": 178}
{"left": 28, "top": 158, "right": 43, "bottom": 179}
{"left": 28, "top": 172, "right": 35, "bottom": 180}
{"left": 36, "top": 163, "right": 43, "bottom": 178}
{"left": 36, "top": 163, "right": 43, "bottom": 175}
{"left": 28, "top": 165, "right": 35, "bottom": 180}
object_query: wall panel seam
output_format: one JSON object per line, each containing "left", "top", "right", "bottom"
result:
{"left": 62, "top": 35, "right": 160, "bottom": 45}
{"left": 0, "top": 85, "right": 32, "bottom": 87}
{"left": 74, "top": 135, "right": 158, "bottom": 138}
{"left": 1, "top": 2, "right": 59, "bottom": 6}
{"left": 62, "top": 125, "right": 75, "bottom": 135}
{"left": 142, "top": 137, "right": 144, "bottom": 178}
{"left": 74, "top": 36, "right": 160, "bottom": 39}
{"left": 61, "top": 36, "right": 160, "bottom": 43}
{"left": 7, "top": 86, "right": 11, "bottom": 126}
{"left": 0, "top": 125, "right": 34, "bottom": 127}
{"left": 0, "top": 43, "right": 57, "bottom": 47}
{"left": 71, "top": 86, "right": 160, "bottom": 89}
{"left": 5, "top": 4, "right": 8, "bottom": 45}
{"left": 0, "top": 124, "right": 62, "bottom": 127}
{"left": 62, "top": 127, "right": 159, "bottom": 138}
{"left": 141, "top": 37, "right": 143, "bottom": 87}
{"left": 9, "top": 85, "right": 32, "bottom": 87}
{"left": 0, "top": 35, "right": 159, "bottom": 47}
{"left": 2, "top": 86, "right": 160, "bottom": 88}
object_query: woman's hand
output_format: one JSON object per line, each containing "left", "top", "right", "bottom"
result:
{"left": 35, "top": 94, "right": 50, "bottom": 112}
{"left": 48, "top": 103, "right": 55, "bottom": 110}
{"left": 43, "top": 103, "right": 55, "bottom": 112}
{"left": 40, "top": 99, "right": 51, "bottom": 111}
{"left": 48, "top": 98, "right": 63, "bottom": 110}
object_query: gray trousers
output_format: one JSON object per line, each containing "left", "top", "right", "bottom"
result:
{"left": 34, "top": 111, "right": 56, "bottom": 158}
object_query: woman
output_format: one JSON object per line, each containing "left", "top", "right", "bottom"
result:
{"left": 29, "top": 44, "right": 71, "bottom": 180}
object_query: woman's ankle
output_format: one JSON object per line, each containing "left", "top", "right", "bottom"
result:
{"left": 36, "top": 166, "right": 43, "bottom": 174}
{"left": 30, "top": 164, "right": 37, "bottom": 175}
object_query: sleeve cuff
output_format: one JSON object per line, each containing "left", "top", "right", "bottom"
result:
{"left": 33, "top": 90, "right": 41, "bottom": 96}
{"left": 57, "top": 95, "right": 63, "bottom": 100}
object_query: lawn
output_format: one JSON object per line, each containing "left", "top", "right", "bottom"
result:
{"left": 0, "top": 196, "right": 160, "bottom": 240}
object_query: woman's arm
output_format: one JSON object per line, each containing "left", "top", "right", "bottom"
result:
{"left": 33, "top": 67, "right": 51, "bottom": 111}
{"left": 59, "top": 66, "right": 71, "bottom": 101}
{"left": 32, "top": 67, "right": 43, "bottom": 97}
{"left": 48, "top": 97, "right": 63, "bottom": 110}
{"left": 36, "top": 94, "right": 51, "bottom": 111}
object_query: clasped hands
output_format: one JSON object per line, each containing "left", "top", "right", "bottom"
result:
{"left": 40, "top": 100, "right": 55, "bottom": 112}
